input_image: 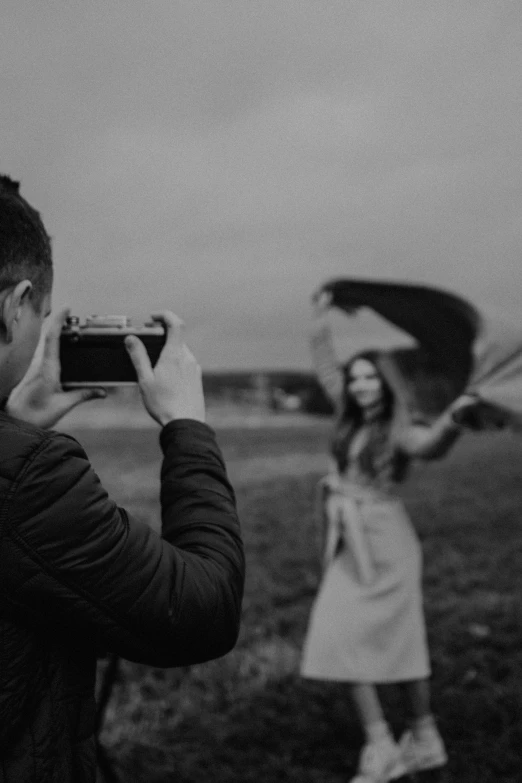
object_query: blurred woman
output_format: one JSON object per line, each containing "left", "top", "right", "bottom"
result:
{"left": 301, "top": 289, "right": 478, "bottom": 783}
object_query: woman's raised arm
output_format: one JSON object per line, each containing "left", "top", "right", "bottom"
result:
{"left": 309, "top": 290, "right": 344, "bottom": 410}
{"left": 396, "top": 394, "right": 479, "bottom": 460}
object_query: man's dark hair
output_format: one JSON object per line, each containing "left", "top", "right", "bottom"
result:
{"left": 0, "top": 175, "right": 53, "bottom": 312}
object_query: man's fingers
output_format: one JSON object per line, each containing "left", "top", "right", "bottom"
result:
{"left": 55, "top": 388, "right": 107, "bottom": 419}
{"left": 73, "top": 388, "right": 107, "bottom": 404}
{"left": 42, "top": 307, "right": 70, "bottom": 364}
{"left": 125, "top": 336, "right": 153, "bottom": 383}
{"left": 85, "top": 388, "right": 107, "bottom": 401}
{"left": 151, "top": 311, "right": 184, "bottom": 353}
{"left": 182, "top": 341, "right": 200, "bottom": 367}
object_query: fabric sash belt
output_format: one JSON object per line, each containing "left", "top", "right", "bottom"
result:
{"left": 317, "top": 477, "right": 376, "bottom": 586}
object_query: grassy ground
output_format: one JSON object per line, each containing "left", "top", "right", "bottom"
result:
{"left": 65, "top": 421, "right": 522, "bottom": 782}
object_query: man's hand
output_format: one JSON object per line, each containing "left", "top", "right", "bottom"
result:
{"left": 6, "top": 308, "right": 107, "bottom": 429}
{"left": 124, "top": 311, "right": 205, "bottom": 427}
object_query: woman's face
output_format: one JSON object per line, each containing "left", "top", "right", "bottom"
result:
{"left": 347, "top": 358, "right": 384, "bottom": 409}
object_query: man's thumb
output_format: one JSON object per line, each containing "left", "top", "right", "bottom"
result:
{"left": 58, "top": 388, "right": 107, "bottom": 419}
{"left": 125, "top": 336, "right": 151, "bottom": 382}
{"left": 83, "top": 388, "right": 107, "bottom": 401}
{"left": 71, "top": 388, "right": 107, "bottom": 407}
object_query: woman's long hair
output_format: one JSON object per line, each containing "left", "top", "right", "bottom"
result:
{"left": 331, "top": 350, "right": 409, "bottom": 480}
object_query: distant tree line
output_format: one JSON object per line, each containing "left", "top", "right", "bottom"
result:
{"left": 202, "top": 348, "right": 464, "bottom": 417}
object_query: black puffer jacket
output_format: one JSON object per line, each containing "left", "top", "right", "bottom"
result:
{"left": 0, "top": 413, "right": 244, "bottom": 782}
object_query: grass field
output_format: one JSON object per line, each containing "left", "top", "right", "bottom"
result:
{"left": 66, "top": 420, "right": 522, "bottom": 783}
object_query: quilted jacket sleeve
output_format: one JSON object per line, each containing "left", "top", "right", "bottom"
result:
{"left": 1, "top": 420, "right": 244, "bottom": 667}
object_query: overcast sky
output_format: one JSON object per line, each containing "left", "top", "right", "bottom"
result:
{"left": 2, "top": 1, "right": 521, "bottom": 369}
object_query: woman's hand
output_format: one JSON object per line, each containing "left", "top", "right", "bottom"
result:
{"left": 311, "top": 288, "right": 333, "bottom": 317}
{"left": 449, "top": 393, "right": 482, "bottom": 429}
{"left": 311, "top": 287, "right": 358, "bottom": 317}
{"left": 5, "top": 308, "right": 106, "bottom": 429}
{"left": 451, "top": 393, "right": 508, "bottom": 431}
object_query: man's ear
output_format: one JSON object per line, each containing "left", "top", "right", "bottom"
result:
{"left": 0, "top": 281, "right": 33, "bottom": 343}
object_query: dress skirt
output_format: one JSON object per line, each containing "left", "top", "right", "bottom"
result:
{"left": 300, "top": 482, "right": 430, "bottom": 683}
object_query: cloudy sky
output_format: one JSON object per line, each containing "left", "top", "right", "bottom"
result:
{"left": 2, "top": 1, "right": 521, "bottom": 369}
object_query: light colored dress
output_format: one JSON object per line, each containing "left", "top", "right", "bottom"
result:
{"left": 300, "top": 318, "right": 430, "bottom": 683}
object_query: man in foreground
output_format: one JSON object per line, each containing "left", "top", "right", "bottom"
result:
{"left": 0, "top": 175, "right": 245, "bottom": 782}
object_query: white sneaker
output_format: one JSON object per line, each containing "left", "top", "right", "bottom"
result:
{"left": 350, "top": 735, "right": 407, "bottom": 783}
{"left": 399, "top": 727, "right": 448, "bottom": 774}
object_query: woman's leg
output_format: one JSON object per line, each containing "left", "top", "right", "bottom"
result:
{"left": 399, "top": 678, "right": 447, "bottom": 771}
{"left": 349, "top": 683, "right": 405, "bottom": 781}
{"left": 402, "top": 678, "right": 431, "bottom": 722}
{"left": 402, "top": 678, "right": 443, "bottom": 739}
{"left": 351, "top": 683, "right": 388, "bottom": 738}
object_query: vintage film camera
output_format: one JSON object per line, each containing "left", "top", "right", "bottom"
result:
{"left": 60, "top": 315, "right": 166, "bottom": 387}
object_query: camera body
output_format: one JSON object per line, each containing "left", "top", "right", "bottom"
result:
{"left": 60, "top": 315, "right": 166, "bottom": 387}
